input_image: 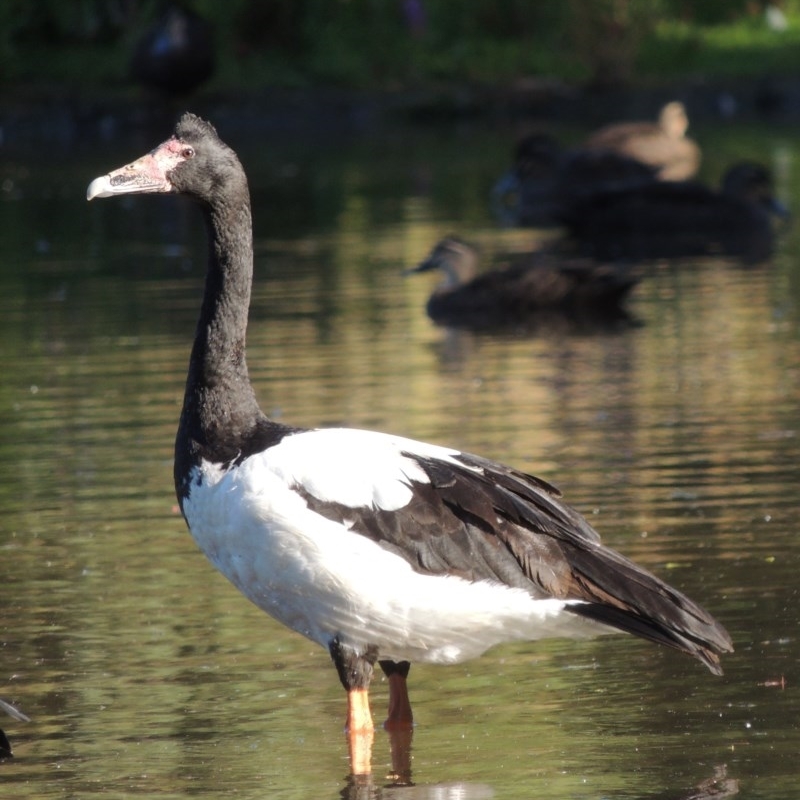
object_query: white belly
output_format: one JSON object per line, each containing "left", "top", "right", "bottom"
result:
{"left": 182, "top": 457, "right": 607, "bottom": 664}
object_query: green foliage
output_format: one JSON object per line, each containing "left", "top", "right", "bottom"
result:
{"left": 565, "top": 0, "right": 666, "bottom": 85}
{"left": 1, "top": 0, "right": 800, "bottom": 91}
{"left": 641, "top": 12, "right": 800, "bottom": 77}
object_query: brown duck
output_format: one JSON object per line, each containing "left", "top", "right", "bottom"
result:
{"left": 411, "top": 237, "right": 640, "bottom": 329}
{"left": 585, "top": 101, "right": 701, "bottom": 181}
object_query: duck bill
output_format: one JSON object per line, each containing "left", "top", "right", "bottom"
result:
{"left": 86, "top": 138, "right": 182, "bottom": 200}
{"left": 404, "top": 257, "right": 437, "bottom": 276}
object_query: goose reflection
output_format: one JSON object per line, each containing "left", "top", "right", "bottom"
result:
{"left": 338, "top": 756, "right": 737, "bottom": 800}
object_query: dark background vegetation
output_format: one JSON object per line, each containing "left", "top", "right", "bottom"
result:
{"left": 2, "top": 0, "right": 800, "bottom": 97}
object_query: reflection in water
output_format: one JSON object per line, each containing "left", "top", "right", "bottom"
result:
{"left": 339, "top": 750, "right": 737, "bottom": 800}
{"left": 0, "top": 117, "right": 798, "bottom": 797}
{"left": 677, "top": 766, "right": 738, "bottom": 800}
{"left": 0, "top": 697, "right": 30, "bottom": 722}
{"left": 342, "top": 770, "right": 494, "bottom": 800}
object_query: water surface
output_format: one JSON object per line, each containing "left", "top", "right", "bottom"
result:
{"left": 0, "top": 112, "right": 799, "bottom": 799}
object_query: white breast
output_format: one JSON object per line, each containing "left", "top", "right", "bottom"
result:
{"left": 181, "top": 428, "right": 605, "bottom": 664}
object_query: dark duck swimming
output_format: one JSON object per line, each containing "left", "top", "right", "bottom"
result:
{"left": 559, "top": 160, "right": 788, "bottom": 265}
{"left": 410, "top": 236, "right": 640, "bottom": 330}
{"left": 492, "top": 131, "right": 659, "bottom": 228}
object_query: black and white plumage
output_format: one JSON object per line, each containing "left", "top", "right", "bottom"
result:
{"left": 87, "top": 114, "right": 732, "bottom": 755}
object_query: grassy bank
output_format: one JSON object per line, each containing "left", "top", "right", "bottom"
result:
{"left": 3, "top": 2, "right": 800, "bottom": 98}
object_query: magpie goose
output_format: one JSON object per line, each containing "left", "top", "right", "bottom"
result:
{"left": 87, "top": 113, "right": 733, "bottom": 753}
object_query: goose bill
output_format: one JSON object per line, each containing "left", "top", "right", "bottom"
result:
{"left": 87, "top": 141, "right": 182, "bottom": 200}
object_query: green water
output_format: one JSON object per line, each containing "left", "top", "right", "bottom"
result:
{"left": 0, "top": 114, "right": 798, "bottom": 799}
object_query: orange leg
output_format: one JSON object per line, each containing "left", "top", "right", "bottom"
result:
{"left": 385, "top": 672, "right": 414, "bottom": 729}
{"left": 380, "top": 660, "right": 414, "bottom": 730}
{"left": 346, "top": 691, "right": 375, "bottom": 776}
{"left": 378, "top": 661, "right": 414, "bottom": 730}
{"left": 379, "top": 661, "right": 414, "bottom": 784}
{"left": 329, "top": 639, "right": 379, "bottom": 776}
{"left": 346, "top": 687, "right": 375, "bottom": 733}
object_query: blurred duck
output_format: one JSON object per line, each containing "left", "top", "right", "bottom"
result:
{"left": 559, "top": 161, "right": 789, "bottom": 265}
{"left": 130, "top": 2, "right": 215, "bottom": 96}
{"left": 584, "top": 101, "right": 701, "bottom": 181}
{"left": 409, "top": 237, "right": 640, "bottom": 330}
{"left": 492, "top": 132, "right": 658, "bottom": 228}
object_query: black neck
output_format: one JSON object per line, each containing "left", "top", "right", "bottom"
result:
{"left": 174, "top": 196, "right": 266, "bottom": 495}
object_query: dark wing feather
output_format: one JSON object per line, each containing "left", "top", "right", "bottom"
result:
{"left": 298, "top": 448, "right": 732, "bottom": 671}
{"left": 445, "top": 452, "right": 733, "bottom": 670}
